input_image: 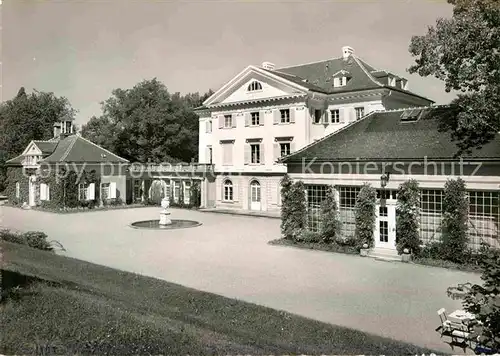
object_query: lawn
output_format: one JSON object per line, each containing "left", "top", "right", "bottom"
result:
{"left": 1, "top": 241, "right": 440, "bottom": 355}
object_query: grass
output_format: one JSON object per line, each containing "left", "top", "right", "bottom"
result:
{"left": 0, "top": 241, "right": 440, "bottom": 355}
{"left": 412, "top": 257, "right": 482, "bottom": 273}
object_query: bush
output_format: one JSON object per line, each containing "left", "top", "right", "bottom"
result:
{"left": 0, "top": 230, "right": 53, "bottom": 251}
{"left": 396, "top": 179, "right": 421, "bottom": 255}
{"left": 23, "top": 231, "right": 53, "bottom": 251}
{"left": 0, "top": 229, "right": 25, "bottom": 245}
{"left": 319, "top": 186, "right": 341, "bottom": 243}
{"left": 280, "top": 178, "right": 307, "bottom": 241}
{"left": 296, "top": 230, "right": 321, "bottom": 243}
{"left": 441, "top": 178, "right": 469, "bottom": 262}
{"left": 354, "top": 183, "right": 377, "bottom": 248}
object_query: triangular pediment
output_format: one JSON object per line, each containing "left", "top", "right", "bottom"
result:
{"left": 22, "top": 141, "right": 43, "bottom": 156}
{"left": 204, "top": 66, "right": 309, "bottom": 106}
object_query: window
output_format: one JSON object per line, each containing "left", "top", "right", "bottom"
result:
{"left": 101, "top": 182, "right": 110, "bottom": 200}
{"left": 247, "top": 81, "right": 262, "bottom": 91}
{"left": 224, "top": 115, "right": 233, "bottom": 128}
{"left": 313, "top": 110, "right": 322, "bottom": 124}
{"left": 468, "top": 191, "right": 500, "bottom": 250}
{"left": 15, "top": 182, "right": 20, "bottom": 199}
{"left": 222, "top": 143, "right": 233, "bottom": 165}
{"left": 280, "top": 109, "right": 290, "bottom": 123}
{"left": 174, "top": 181, "right": 180, "bottom": 202}
{"left": 133, "top": 180, "right": 141, "bottom": 201}
{"left": 223, "top": 180, "right": 233, "bottom": 201}
{"left": 78, "top": 183, "right": 87, "bottom": 201}
{"left": 306, "top": 185, "right": 329, "bottom": 232}
{"left": 251, "top": 144, "right": 260, "bottom": 164}
{"left": 208, "top": 147, "right": 213, "bottom": 164}
{"left": 251, "top": 112, "right": 260, "bottom": 126}
{"left": 338, "top": 186, "right": 361, "bottom": 238}
{"left": 331, "top": 109, "right": 340, "bottom": 123}
{"left": 420, "top": 189, "right": 443, "bottom": 244}
{"left": 355, "top": 107, "right": 365, "bottom": 120}
{"left": 280, "top": 143, "right": 291, "bottom": 157}
{"left": 339, "top": 77, "right": 345, "bottom": 86}
{"left": 40, "top": 183, "right": 50, "bottom": 201}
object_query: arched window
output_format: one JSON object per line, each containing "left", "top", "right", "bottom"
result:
{"left": 250, "top": 180, "right": 261, "bottom": 202}
{"left": 247, "top": 81, "right": 262, "bottom": 92}
{"left": 223, "top": 180, "right": 233, "bottom": 201}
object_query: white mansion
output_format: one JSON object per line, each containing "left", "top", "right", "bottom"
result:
{"left": 195, "top": 46, "right": 433, "bottom": 213}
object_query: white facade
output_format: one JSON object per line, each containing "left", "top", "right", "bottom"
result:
{"left": 197, "top": 47, "right": 433, "bottom": 212}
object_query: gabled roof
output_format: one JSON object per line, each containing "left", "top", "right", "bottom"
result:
{"left": 282, "top": 106, "right": 500, "bottom": 163}
{"left": 41, "top": 134, "right": 129, "bottom": 163}
{"left": 32, "top": 141, "right": 58, "bottom": 154}
{"left": 274, "top": 55, "right": 433, "bottom": 102}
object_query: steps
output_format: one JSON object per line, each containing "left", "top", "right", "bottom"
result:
{"left": 367, "top": 248, "right": 402, "bottom": 262}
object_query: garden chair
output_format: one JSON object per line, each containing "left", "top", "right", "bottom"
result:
{"left": 436, "top": 308, "right": 471, "bottom": 352}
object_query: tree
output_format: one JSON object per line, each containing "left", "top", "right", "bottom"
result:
{"left": 408, "top": 0, "right": 500, "bottom": 154}
{"left": 319, "top": 186, "right": 341, "bottom": 243}
{"left": 81, "top": 78, "right": 213, "bottom": 163}
{"left": 0, "top": 88, "right": 76, "bottom": 192}
{"left": 280, "top": 179, "right": 307, "bottom": 241}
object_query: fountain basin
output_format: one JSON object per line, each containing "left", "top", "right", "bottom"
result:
{"left": 130, "top": 219, "right": 201, "bottom": 230}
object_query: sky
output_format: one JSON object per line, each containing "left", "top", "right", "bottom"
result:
{"left": 3, "top": 0, "right": 457, "bottom": 126}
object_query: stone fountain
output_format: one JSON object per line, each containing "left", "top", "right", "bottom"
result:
{"left": 159, "top": 198, "right": 172, "bottom": 225}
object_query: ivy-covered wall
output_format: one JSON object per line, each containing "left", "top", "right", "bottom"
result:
{"left": 5, "top": 167, "right": 29, "bottom": 205}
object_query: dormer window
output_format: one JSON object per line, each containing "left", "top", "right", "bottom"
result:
{"left": 388, "top": 77, "right": 397, "bottom": 87}
{"left": 332, "top": 70, "right": 350, "bottom": 88}
{"left": 247, "top": 81, "right": 262, "bottom": 92}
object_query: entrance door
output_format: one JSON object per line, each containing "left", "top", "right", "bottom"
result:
{"left": 250, "top": 180, "right": 261, "bottom": 211}
{"left": 375, "top": 200, "right": 396, "bottom": 249}
{"left": 28, "top": 175, "right": 36, "bottom": 206}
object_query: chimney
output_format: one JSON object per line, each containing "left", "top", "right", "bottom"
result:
{"left": 342, "top": 46, "right": 354, "bottom": 60}
{"left": 53, "top": 122, "right": 61, "bottom": 139}
{"left": 262, "top": 61, "right": 275, "bottom": 71}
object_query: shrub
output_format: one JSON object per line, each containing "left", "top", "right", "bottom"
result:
{"left": 281, "top": 179, "right": 307, "bottom": 241}
{"left": 396, "top": 179, "right": 421, "bottom": 255}
{"left": 189, "top": 181, "right": 201, "bottom": 208}
{"left": 354, "top": 183, "right": 377, "bottom": 248}
{"left": 319, "top": 186, "right": 341, "bottom": 243}
{"left": 280, "top": 174, "right": 293, "bottom": 238}
{"left": 441, "top": 178, "right": 469, "bottom": 262}
{"left": 0, "top": 229, "right": 25, "bottom": 245}
{"left": 296, "top": 230, "right": 321, "bottom": 243}
{"left": 23, "top": 231, "right": 53, "bottom": 251}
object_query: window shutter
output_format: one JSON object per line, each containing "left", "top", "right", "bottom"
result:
{"left": 290, "top": 142, "right": 296, "bottom": 154}
{"left": 231, "top": 115, "right": 237, "bottom": 128}
{"left": 260, "top": 143, "right": 265, "bottom": 164}
{"left": 218, "top": 115, "right": 224, "bottom": 129}
{"left": 205, "top": 120, "right": 210, "bottom": 133}
{"left": 322, "top": 110, "right": 329, "bottom": 124}
{"left": 259, "top": 111, "right": 265, "bottom": 126}
{"left": 290, "top": 108, "right": 295, "bottom": 123}
{"left": 244, "top": 144, "right": 251, "bottom": 165}
{"left": 339, "top": 108, "right": 345, "bottom": 123}
{"left": 87, "top": 183, "right": 95, "bottom": 200}
{"left": 40, "top": 183, "right": 46, "bottom": 200}
{"left": 233, "top": 181, "right": 239, "bottom": 202}
{"left": 273, "top": 110, "right": 280, "bottom": 125}
{"left": 245, "top": 113, "right": 250, "bottom": 127}
{"left": 274, "top": 143, "right": 280, "bottom": 162}
{"left": 46, "top": 184, "right": 50, "bottom": 201}
{"left": 109, "top": 182, "right": 117, "bottom": 199}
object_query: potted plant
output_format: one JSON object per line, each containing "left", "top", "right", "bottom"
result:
{"left": 360, "top": 243, "right": 369, "bottom": 257}
{"left": 402, "top": 247, "right": 411, "bottom": 262}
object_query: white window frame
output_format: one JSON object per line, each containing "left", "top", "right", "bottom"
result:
{"left": 101, "top": 182, "right": 110, "bottom": 200}
{"left": 223, "top": 180, "right": 234, "bottom": 201}
{"left": 250, "top": 144, "right": 261, "bottom": 164}
{"left": 280, "top": 109, "right": 290, "bottom": 123}
{"left": 224, "top": 115, "right": 233, "bottom": 128}
{"left": 78, "top": 183, "right": 87, "bottom": 201}
{"left": 247, "top": 81, "right": 262, "bottom": 92}
{"left": 250, "top": 112, "right": 260, "bottom": 126}
{"left": 331, "top": 109, "right": 340, "bottom": 123}
{"left": 355, "top": 107, "right": 365, "bottom": 120}
{"left": 280, "top": 142, "right": 291, "bottom": 157}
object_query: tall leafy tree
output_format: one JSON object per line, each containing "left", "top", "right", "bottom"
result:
{"left": 0, "top": 88, "right": 76, "bottom": 191}
{"left": 408, "top": 0, "right": 500, "bottom": 154}
{"left": 82, "top": 79, "right": 212, "bottom": 163}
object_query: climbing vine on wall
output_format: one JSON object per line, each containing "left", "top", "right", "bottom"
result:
{"left": 280, "top": 177, "right": 307, "bottom": 241}
{"left": 354, "top": 183, "right": 377, "bottom": 248}
{"left": 396, "top": 179, "right": 421, "bottom": 255}
{"left": 5, "top": 167, "right": 29, "bottom": 205}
